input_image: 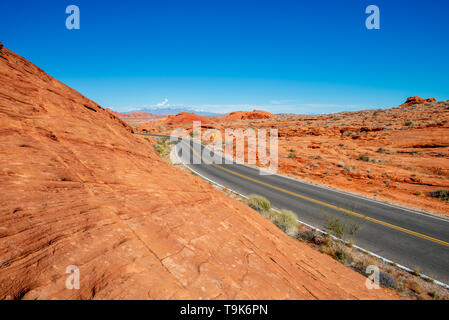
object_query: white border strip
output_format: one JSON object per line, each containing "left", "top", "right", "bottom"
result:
{"left": 171, "top": 143, "right": 449, "bottom": 290}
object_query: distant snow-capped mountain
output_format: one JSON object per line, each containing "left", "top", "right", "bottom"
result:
{"left": 122, "top": 107, "right": 223, "bottom": 117}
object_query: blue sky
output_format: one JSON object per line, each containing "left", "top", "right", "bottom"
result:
{"left": 1, "top": 0, "right": 448, "bottom": 114}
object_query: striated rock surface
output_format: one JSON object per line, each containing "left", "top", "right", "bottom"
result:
{"left": 0, "top": 45, "right": 398, "bottom": 300}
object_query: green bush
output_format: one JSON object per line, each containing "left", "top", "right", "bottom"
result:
{"left": 153, "top": 138, "right": 172, "bottom": 159}
{"left": 428, "top": 190, "right": 449, "bottom": 202}
{"left": 333, "top": 246, "right": 350, "bottom": 263}
{"left": 343, "top": 165, "right": 356, "bottom": 172}
{"left": 247, "top": 195, "right": 271, "bottom": 212}
{"left": 358, "top": 154, "right": 370, "bottom": 162}
{"left": 271, "top": 210, "right": 298, "bottom": 233}
{"left": 379, "top": 272, "right": 397, "bottom": 289}
{"left": 324, "top": 214, "right": 360, "bottom": 242}
{"left": 325, "top": 216, "right": 345, "bottom": 239}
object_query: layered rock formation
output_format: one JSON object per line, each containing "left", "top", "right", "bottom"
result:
{"left": 0, "top": 45, "right": 397, "bottom": 300}
{"left": 219, "top": 110, "right": 275, "bottom": 122}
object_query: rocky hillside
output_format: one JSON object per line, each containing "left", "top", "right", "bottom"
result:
{"left": 0, "top": 44, "right": 397, "bottom": 300}
{"left": 218, "top": 110, "right": 275, "bottom": 122}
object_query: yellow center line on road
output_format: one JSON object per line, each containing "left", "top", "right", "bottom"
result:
{"left": 185, "top": 141, "right": 449, "bottom": 248}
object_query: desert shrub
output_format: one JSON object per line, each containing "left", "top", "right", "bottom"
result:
{"left": 428, "top": 190, "right": 449, "bottom": 202}
{"left": 377, "top": 147, "right": 386, "bottom": 153}
{"left": 408, "top": 280, "right": 422, "bottom": 294}
{"left": 288, "top": 152, "right": 297, "bottom": 159}
{"left": 298, "top": 230, "right": 315, "bottom": 243}
{"left": 153, "top": 138, "right": 173, "bottom": 159}
{"left": 332, "top": 245, "right": 351, "bottom": 264}
{"left": 272, "top": 210, "right": 298, "bottom": 234}
{"left": 405, "top": 121, "right": 413, "bottom": 127}
{"left": 247, "top": 195, "right": 271, "bottom": 212}
{"left": 260, "top": 209, "right": 276, "bottom": 221}
{"left": 414, "top": 191, "right": 422, "bottom": 196}
{"left": 379, "top": 272, "right": 397, "bottom": 289}
{"left": 358, "top": 154, "right": 370, "bottom": 162}
{"left": 324, "top": 214, "right": 360, "bottom": 242}
{"left": 325, "top": 216, "right": 345, "bottom": 239}
{"left": 354, "top": 256, "right": 378, "bottom": 274}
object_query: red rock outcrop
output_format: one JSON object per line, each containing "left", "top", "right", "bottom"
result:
{"left": 164, "top": 112, "right": 215, "bottom": 125}
{"left": 219, "top": 110, "right": 275, "bottom": 122}
{"left": 0, "top": 45, "right": 398, "bottom": 300}
{"left": 400, "top": 96, "right": 436, "bottom": 107}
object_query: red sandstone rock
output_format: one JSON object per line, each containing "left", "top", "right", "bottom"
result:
{"left": 164, "top": 112, "right": 215, "bottom": 125}
{"left": 219, "top": 110, "right": 275, "bottom": 122}
{"left": 401, "top": 96, "right": 436, "bottom": 107}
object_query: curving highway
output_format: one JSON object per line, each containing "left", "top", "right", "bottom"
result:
{"left": 142, "top": 133, "right": 449, "bottom": 285}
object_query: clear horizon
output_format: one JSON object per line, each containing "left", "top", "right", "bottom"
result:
{"left": 1, "top": 0, "right": 448, "bottom": 114}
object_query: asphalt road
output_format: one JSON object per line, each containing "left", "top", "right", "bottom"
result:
{"left": 144, "top": 134, "right": 449, "bottom": 284}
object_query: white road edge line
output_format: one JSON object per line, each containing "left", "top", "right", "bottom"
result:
{"left": 171, "top": 143, "right": 449, "bottom": 290}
